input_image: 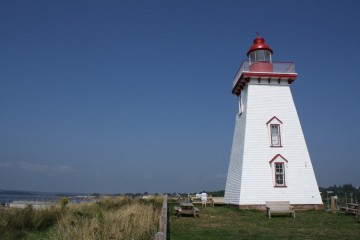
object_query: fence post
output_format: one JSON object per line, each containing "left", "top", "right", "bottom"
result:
{"left": 155, "top": 195, "right": 168, "bottom": 240}
{"left": 155, "top": 232, "right": 165, "bottom": 240}
{"left": 159, "top": 215, "right": 167, "bottom": 233}
{"left": 331, "top": 196, "right": 337, "bottom": 214}
{"left": 162, "top": 206, "right": 167, "bottom": 216}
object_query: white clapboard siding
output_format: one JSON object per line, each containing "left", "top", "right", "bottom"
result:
{"left": 224, "top": 80, "right": 322, "bottom": 206}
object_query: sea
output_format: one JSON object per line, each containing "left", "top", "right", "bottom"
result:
{"left": 0, "top": 190, "right": 95, "bottom": 204}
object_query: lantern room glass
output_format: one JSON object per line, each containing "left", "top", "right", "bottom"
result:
{"left": 249, "top": 50, "right": 272, "bottom": 63}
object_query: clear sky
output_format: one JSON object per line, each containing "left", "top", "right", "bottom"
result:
{"left": 1, "top": 0, "right": 360, "bottom": 194}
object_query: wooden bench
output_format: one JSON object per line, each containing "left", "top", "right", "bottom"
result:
{"left": 266, "top": 201, "right": 295, "bottom": 218}
{"left": 188, "top": 195, "right": 214, "bottom": 207}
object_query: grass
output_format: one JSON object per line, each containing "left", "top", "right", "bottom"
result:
{"left": 3, "top": 199, "right": 358, "bottom": 239}
{"left": 0, "top": 205, "right": 62, "bottom": 239}
{"left": 169, "top": 204, "right": 360, "bottom": 240}
{"left": 0, "top": 196, "right": 162, "bottom": 240}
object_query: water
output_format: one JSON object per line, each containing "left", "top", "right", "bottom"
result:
{"left": 0, "top": 191, "right": 95, "bottom": 204}
{"left": 0, "top": 194, "right": 60, "bottom": 204}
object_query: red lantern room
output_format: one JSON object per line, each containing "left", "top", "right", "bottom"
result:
{"left": 247, "top": 34, "right": 273, "bottom": 60}
{"left": 231, "top": 34, "right": 298, "bottom": 96}
{"left": 247, "top": 34, "right": 273, "bottom": 72}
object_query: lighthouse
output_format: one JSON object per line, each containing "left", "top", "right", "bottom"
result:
{"left": 224, "top": 35, "right": 323, "bottom": 209}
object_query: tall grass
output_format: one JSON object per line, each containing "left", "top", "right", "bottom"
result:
{"left": 0, "top": 205, "right": 62, "bottom": 239}
{"left": 0, "top": 196, "right": 162, "bottom": 240}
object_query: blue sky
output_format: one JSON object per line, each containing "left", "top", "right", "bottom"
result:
{"left": 1, "top": 0, "right": 360, "bottom": 194}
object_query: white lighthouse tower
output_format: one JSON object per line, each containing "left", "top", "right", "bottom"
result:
{"left": 224, "top": 35, "right": 323, "bottom": 209}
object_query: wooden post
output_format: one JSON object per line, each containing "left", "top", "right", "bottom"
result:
{"left": 155, "top": 195, "right": 168, "bottom": 240}
{"left": 331, "top": 196, "right": 336, "bottom": 214}
{"left": 162, "top": 206, "right": 167, "bottom": 216}
{"left": 159, "top": 216, "right": 166, "bottom": 233}
{"left": 155, "top": 232, "right": 165, "bottom": 240}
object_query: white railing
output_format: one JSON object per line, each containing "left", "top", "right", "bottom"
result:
{"left": 233, "top": 61, "right": 296, "bottom": 88}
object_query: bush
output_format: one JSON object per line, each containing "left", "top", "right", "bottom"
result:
{"left": 33, "top": 207, "right": 62, "bottom": 230}
{"left": 61, "top": 197, "right": 69, "bottom": 207}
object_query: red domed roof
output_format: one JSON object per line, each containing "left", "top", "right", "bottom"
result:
{"left": 247, "top": 35, "right": 273, "bottom": 56}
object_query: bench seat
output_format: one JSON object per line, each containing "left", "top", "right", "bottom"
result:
{"left": 266, "top": 201, "right": 295, "bottom": 218}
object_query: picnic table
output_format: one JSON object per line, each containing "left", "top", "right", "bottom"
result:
{"left": 174, "top": 202, "right": 200, "bottom": 218}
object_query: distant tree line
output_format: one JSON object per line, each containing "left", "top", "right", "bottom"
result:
{"left": 319, "top": 183, "right": 359, "bottom": 195}
{"left": 319, "top": 183, "right": 360, "bottom": 203}
{"left": 109, "top": 185, "right": 360, "bottom": 200}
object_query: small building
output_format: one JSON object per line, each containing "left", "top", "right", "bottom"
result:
{"left": 224, "top": 35, "right": 323, "bottom": 209}
{"left": 9, "top": 201, "right": 56, "bottom": 210}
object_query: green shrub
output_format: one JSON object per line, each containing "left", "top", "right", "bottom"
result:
{"left": 61, "top": 197, "right": 69, "bottom": 207}
{"left": 33, "top": 207, "right": 62, "bottom": 230}
{"left": 6, "top": 205, "right": 34, "bottom": 231}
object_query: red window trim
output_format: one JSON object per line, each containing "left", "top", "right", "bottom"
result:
{"left": 270, "top": 124, "right": 282, "bottom": 147}
{"left": 267, "top": 116, "right": 283, "bottom": 147}
{"left": 269, "top": 154, "right": 288, "bottom": 164}
{"left": 274, "top": 162, "right": 286, "bottom": 187}
{"left": 266, "top": 116, "right": 283, "bottom": 125}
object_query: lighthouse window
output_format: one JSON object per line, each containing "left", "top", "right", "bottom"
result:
{"left": 264, "top": 50, "right": 271, "bottom": 61}
{"left": 257, "top": 51, "right": 265, "bottom": 61}
{"left": 249, "top": 50, "right": 271, "bottom": 62}
{"left": 275, "top": 163, "right": 286, "bottom": 186}
{"left": 271, "top": 124, "right": 281, "bottom": 146}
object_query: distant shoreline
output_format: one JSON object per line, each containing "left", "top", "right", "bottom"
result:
{"left": 0, "top": 189, "right": 94, "bottom": 205}
{"left": 0, "top": 189, "right": 90, "bottom": 196}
